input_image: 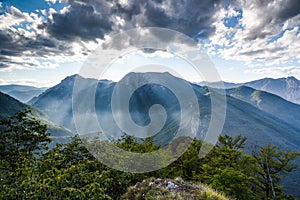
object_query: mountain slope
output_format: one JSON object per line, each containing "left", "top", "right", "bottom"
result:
{"left": 244, "top": 76, "right": 300, "bottom": 105}
{"left": 29, "top": 75, "right": 112, "bottom": 132}
{"left": 0, "top": 84, "right": 47, "bottom": 103}
{"left": 227, "top": 86, "right": 300, "bottom": 131}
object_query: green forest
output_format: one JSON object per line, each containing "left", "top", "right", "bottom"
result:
{"left": 1, "top": 111, "right": 299, "bottom": 200}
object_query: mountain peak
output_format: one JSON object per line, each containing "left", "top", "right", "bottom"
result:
{"left": 60, "top": 74, "right": 81, "bottom": 82}
{"left": 286, "top": 76, "right": 298, "bottom": 81}
{"left": 123, "top": 71, "right": 185, "bottom": 83}
{"left": 126, "top": 71, "right": 174, "bottom": 77}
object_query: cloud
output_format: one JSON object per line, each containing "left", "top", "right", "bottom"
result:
{"left": 45, "top": 0, "right": 59, "bottom": 4}
{"left": 0, "top": 0, "right": 229, "bottom": 71}
{"left": 229, "top": 0, "right": 300, "bottom": 40}
{"left": 215, "top": 25, "right": 300, "bottom": 67}
{"left": 0, "top": 6, "right": 33, "bottom": 29}
{"left": 1, "top": 0, "right": 300, "bottom": 73}
{"left": 45, "top": 0, "right": 113, "bottom": 41}
{"left": 113, "top": 0, "right": 226, "bottom": 38}
{"left": 0, "top": 5, "right": 90, "bottom": 70}
{"left": 247, "top": 66, "right": 300, "bottom": 78}
{"left": 206, "top": 0, "right": 300, "bottom": 67}
{"left": 43, "top": 0, "right": 227, "bottom": 42}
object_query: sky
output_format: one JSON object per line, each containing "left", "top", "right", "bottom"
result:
{"left": 0, "top": 0, "right": 300, "bottom": 87}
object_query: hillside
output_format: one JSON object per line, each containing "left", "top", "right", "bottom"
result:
{"left": 0, "top": 91, "right": 73, "bottom": 146}
{"left": 0, "top": 91, "right": 27, "bottom": 119}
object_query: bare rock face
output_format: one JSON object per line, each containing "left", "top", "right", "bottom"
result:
{"left": 121, "top": 177, "right": 231, "bottom": 200}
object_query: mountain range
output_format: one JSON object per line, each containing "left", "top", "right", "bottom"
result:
{"left": 1, "top": 73, "right": 300, "bottom": 195}
{"left": 27, "top": 73, "right": 300, "bottom": 147}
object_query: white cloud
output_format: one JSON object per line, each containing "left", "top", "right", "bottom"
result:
{"left": 206, "top": 1, "right": 300, "bottom": 69}
{"left": 45, "top": 0, "right": 58, "bottom": 4}
{"left": 0, "top": 6, "right": 33, "bottom": 29}
{"left": 0, "top": 5, "right": 95, "bottom": 71}
{"left": 1, "top": 0, "right": 300, "bottom": 78}
{"left": 246, "top": 65, "right": 300, "bottom": 78}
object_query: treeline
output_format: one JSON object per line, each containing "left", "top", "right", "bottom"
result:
{"left": 0, "top": 111, "right": 299, "bottom": 199}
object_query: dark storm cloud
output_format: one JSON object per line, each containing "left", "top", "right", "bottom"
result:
{"left": 0, "top": 31, "right": 14, "bottom": 49}
{"left": 1, "top": 0, "right": 300, "bottom": 69}
{"left": 0, "top": 63, "right": 8, "bottom": 68}
{"left": 113, "top": 0, "right": 225, "bottom": 38}
{"left": 0, "top": 28, "right": 74, "bottom": 67}
{"left": 234, "top": 0, "right": 300, "bottom": 40}
{"left": 45, "top": 0, "right": 113, "bottom": 41}
{"left": 44, "top": 0, "right": 226, "bottom": 42}
{"left": 0, "top": 49, "right": 20, "bottom": 56}
{"left": 276, "top": 0, "right": 300, "bottom": 21}
{"left": 0, "top": 0, "right": 233, "bottom": 65}
{"left": 0, "top": 30, "right": 72, "bottom": 56}
{"left": 0, "top": 5, "right": 76, "bottom": 68}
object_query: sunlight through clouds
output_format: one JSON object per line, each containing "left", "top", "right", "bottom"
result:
{"left": 0, "top": 0, "right": 300, "bottom": 85}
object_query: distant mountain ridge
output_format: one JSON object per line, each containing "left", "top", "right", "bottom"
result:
{"left": 244, "top": 76, "right": 300, "bottom": 105}
{"left": 200, "top": 76, "right": 300, "bottom": 105}
{"left": 226, "top": 85, "right": 300, "bottom": 131}
{"left": 0, "top": 84, "right": 47, "bottom": 103}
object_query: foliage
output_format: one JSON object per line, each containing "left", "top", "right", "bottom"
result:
{"left": 0, "top": 110, "right": 50, "bottom": 170}
{"left": 0, "top": 110, "right": 51, "bottom": 199}
{"left": 0, "top": 111, "right": 299, "bottom": 199}
{"left": 197, "top": 135, "right": 259, "bottom": 199}
{"left": 253, "top": 145, "right": 300, "bottom": 199}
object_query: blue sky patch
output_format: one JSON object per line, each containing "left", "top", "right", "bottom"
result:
{"left": 1, "top": 0, "right": 66, "bottom": 13}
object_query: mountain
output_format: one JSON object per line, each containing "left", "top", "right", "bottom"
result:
{"left": 244, "top": 76, "right": 300, "bottom": 105}
{"left": 29, "top": 75, "right": 114, "bottom": 132}
{"left": 29, "top": 73, "right": 300, "bottom": 195}
{"left": 0, "top": 84, "right": 47, "bottom": 103}
{"left": 29, "top": 73, "right": 300, "bottom": 149}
